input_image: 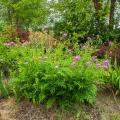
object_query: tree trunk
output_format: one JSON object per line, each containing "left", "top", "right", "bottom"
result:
{"left": 92, "top": 0, "right": 101, "bottom": 34}
{"left": 93, "top": 0, "right": 101, "bottom": 12}
{"left": 109, "top": 0, "right": 116, "bottom": 30}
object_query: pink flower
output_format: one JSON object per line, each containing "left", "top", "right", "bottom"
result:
{"left": 104, "top": 60, "right": 109, "bottom": 66}
{"left": 103, "top": 60, "right": 109, "bottom": 69}
{"left": 96, "top": 63, "right": 101, "bottom": 68}
{"left": 74, "top": 56, "right": 80, "bottom": 61}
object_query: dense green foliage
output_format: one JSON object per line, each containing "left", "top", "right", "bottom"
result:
{"left": 52, "top": 0, "right": 120, "bottom": 43}
{"left": 0, "top": 0, "right": 48, "bottom": 28}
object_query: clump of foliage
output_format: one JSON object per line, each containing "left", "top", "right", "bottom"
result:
{"left": 104, "top": 64, "right": 120, "bottom": 93}
{"left": 9, "top": 43, "right": 107, "bottom": 108}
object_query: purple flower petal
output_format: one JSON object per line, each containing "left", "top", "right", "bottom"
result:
{"left": 96, "top": 63, "right": 101, "bottom": 68}
{"left": 74, "top": 56, "right": 81, "bottom": 61}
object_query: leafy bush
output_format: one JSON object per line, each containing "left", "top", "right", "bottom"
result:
{"left": 0, "top": 41, "right": 22, "bottom": 79}
{"left": 105, "top": 67, "right": 120, "bottom": 92}
{"left": 10, "top": 45, "right": 106, "bottom": 108}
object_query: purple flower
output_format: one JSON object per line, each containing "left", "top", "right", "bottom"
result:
{"left": 71, "top": 61, "right": 76, "bottom": 66}
{"left": 91, "top": 56, "right": 97, "bottom": 62}
{"left": 96, "top": 63, "right": 101, "bottom": 68}
{"left": 22, "top": 42, "right": 27, "bottom": 46}
{"left": 104, "top": 60, "right": 109, "bottom": 66}
{"left": 86, "top": 62, "right": 91, "bottom": 67}
{"left": 103, "top": 60, "right": 109, "bottom": 69}
{"left": 62, "top": 33, "right": 67, "bottom": 37}
{"left": 81, "top": 45, "right": 86, "bottom": 50}
{"left": 103, "top": 65, "right": 108, "bottom": 69}
{"left": 4, "top": 42, "right": 12, "bottom": 46}
{"left": 74, "top": 56, "right": 81, "bottom": 61}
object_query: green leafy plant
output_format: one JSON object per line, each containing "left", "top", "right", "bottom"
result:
{"left": 10, "top": 44, "right": 106, "bottom": 108}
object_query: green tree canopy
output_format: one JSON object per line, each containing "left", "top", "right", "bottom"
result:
{"left": 0, "top": 0, "right": 48, "bottom": 29}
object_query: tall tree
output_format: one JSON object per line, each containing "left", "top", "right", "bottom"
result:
{"left": 0, "top": 0, "right": 48, "bottom": 29}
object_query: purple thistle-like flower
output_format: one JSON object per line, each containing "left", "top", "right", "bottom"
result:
{"left": 62, "top": 33, "right": 67, "bottom": 37}
{"left": 86, "top": 62, "right": 91, "bottom": 67}
{"left": 91, "top": 56, "right": 97, "bottom": 62}
{"left": 81, "top": 45, "right": 86, "bottom": 50}
{"left": 96, "top": 63, "right": 101, "bottom": 68}
{"left": 103, "top": 60, "right": 109, "bottom": 69}
{"left": 104, "top": 60, "right": 109, "bottom": 66}
{"left": 74, "top": 56, "right": 81, "bottom": 61}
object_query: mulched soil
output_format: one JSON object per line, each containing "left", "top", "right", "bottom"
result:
{"left": 0, "top": 89, "right": 120, "bottom": 120}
